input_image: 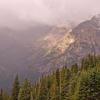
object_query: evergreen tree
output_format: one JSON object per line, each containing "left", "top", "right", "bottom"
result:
{"left": 0, "top": 89, "right": 9, "bottom": 100}
{"left": 68, "top": 74, "right": 79, "bottom": 100}
{"left": 49, "top": 72, "right": 57, "bottom": 100}
{"left": 61, "top": 67, "right": 71, "bottom": 100}
{"left": 0, "top": 89, "right": 3, "bottom": 100}
{"left": 11, "top": 75, "right": 20, "bottom": 100}
{"left": 77, "top": 68, "right": 100, "bottom": 100}
{"left": 18, "top": 79, "right": 31, "bottom": 100}
{"left": 71, "top": 63, "right": 78, "bottom": 73}
{"left": 1, "top": 54, "right": 100, "bottom": 100}
{"left": 56, "top": 69, "right": 61, "bottom": 100}
{"left": 39, "top": 77, "right": 49, "bottom": 100}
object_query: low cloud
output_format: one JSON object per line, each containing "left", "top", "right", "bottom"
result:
{"left": 0, "top": 0, "right": 100, "bottom": 25}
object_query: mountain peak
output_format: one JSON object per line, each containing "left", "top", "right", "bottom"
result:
{"left": 92, "top": 14, "right": 100, "bottom": 20}
{"left": 91, "top": 14, "right": 100, "bottom": 27}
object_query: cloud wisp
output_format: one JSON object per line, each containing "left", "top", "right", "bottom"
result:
{"left": 0, "top": 0, "right": 100, "bottom": 25}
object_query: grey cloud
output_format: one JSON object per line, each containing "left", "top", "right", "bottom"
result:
{"left": 0, "top": 0, "right": 100, "bottom": 25}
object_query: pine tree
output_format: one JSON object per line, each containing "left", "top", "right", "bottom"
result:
{"left": 11, "top": 75, "right": 20, "bottom": 100}
{"left": 56, "top": 69, "right": 61, "bottom": 100}
{"left": 2, "top": 54, "right": 100, "bottom": 100}
{"left": 0, "top": 89, "right": 3, "bottom": 100}
{"left": 77, "top": 68, "right": 100, "bottom": 100}
{"left": 0, "top": 89, "right": 9, "bottom": 100}
{"left": 71, "top": 63, "right": 78, "bottom": 73}
{"left": 81, "top": 54, "right": 96, "bottom": 70}
{"left": 18, "top": 79, "right": 31, "bottom": 100}
{"left": 68, "top": 74, "right": 79, "bottom": 100}
{"left": 38, "top": 75, "right": 52, "bottom": 100}
{"left": 49, "top": 72, "right": 57, "bottom": 100}
{"left": 61, "top": 67, "right": 71, "bottom": 100}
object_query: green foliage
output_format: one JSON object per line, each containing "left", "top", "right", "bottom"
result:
{"left": 81, "top": 54, "right": 96, "bottom": 70}
{"left": 2, "top": 55, "right": 100, "bottom": 100}
{"left": 0, "top": 89, "right": 3, "bottom": 100}
{"left": 76, "top": 68, "right": 100, "bottom": 100}
{"left": 18, "top": 79, "right": 31, "bottom": 100}
{"left": 11, "top": 75, "right": 20, "bottom": 100}
{"left": 0, "top": 89, "right": 9, "bottom": 100}
{"left": 71, "top": 63, "right": 78, "bottom": 73}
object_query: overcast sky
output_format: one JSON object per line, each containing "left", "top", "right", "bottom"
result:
{"left": 0, "top": 0, "right": 100, "bottom": 25}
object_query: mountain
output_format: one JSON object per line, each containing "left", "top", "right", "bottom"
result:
{"left": 0, "top": 14, "right": 100, "bottom": 90}
{"left": 2, "top": 55, "right": 100, "bottom": 100}
{"left": 31, "top": 15, "right": 100, "bottom": 73}
{"left": 0, "top": 23, "right": 52, "bottom": 90}
{"left": 30, "top": 26, "right": 74, "bottom": 73}
{"left": 70, "top": 15, "right": 100, "bottom": 60}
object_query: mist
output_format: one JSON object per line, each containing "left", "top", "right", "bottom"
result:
{"left": 0, "top": 0, "right": 100, "bottom": 25}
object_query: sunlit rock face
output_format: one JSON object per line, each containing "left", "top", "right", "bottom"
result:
{"left": 31, "top": 26, "right": 75, "bottom": 73}
{"left": 66, "top": 15, "right": 100, "bottom": 65}
{"left": 43, "top": 26, "right": 74, "bottom": 51}
{"left": 43, "top": 31, "right": 75, "bottom": 55}
{"left": 32, "top": 15, "right": 100, "bottom": 73}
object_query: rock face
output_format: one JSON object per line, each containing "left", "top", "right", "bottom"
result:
{"left": 33, "top": 15, "right": 100, "bottom": 72}
{"left": 64, "top": 15, "right": 100, "bottom": 65}
{"left": 30, "top": 26, "right": 75, "bottom": 73}
{"left": 71, "top": 15, "right": 100, "bottom": 57}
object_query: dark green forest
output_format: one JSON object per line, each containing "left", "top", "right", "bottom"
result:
{"left": 0, "top": 54, "right": 100, "bottom": 100}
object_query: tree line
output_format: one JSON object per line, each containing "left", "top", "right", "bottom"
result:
{"left": 0, "top": 54, "right": 100, "bottom": 100}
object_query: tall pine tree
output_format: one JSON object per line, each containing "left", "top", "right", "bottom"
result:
{"left": 18, "top": 79, "right": 31, "bottom": 100}
{"left": 11, "top": 75, "right": 20, "bottom": 100}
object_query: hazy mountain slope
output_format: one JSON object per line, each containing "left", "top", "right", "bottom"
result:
{"left": 61, "top": 15, "right": 100, "bottom": 65}
{"left": 0, "top": 15, "right": 100, "bottom": 90}
{"left": 30, "top": 26, "right": 75, "bottom": 72}
{"left": 70, "top": 15, "right": 100, "bottom": 56}
{"left": 31, "top": 15, "right": 100, "bottom": 73}
{"left": 0, "top": 24, "right": 52, "bottom": 90}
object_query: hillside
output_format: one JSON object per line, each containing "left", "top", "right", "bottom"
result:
{"left": 1, "top": 55, "right": 100, "bottom": 100}
{"left": 0, "top": 24, "right": 52, "bottom": 90}
{"left": 31, "top": 15, "right": 100, "bottom": 73}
